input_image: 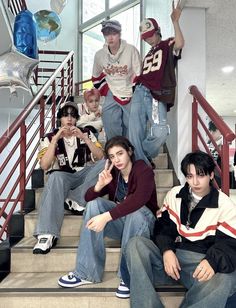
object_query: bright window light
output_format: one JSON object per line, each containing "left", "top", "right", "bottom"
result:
{"left": 221, "top": 66, "right": 234, "bottom": 73}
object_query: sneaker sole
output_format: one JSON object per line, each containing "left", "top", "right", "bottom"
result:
{"left": 58, "top": 280, "right": 93, "bottom": 288}
{"left": 115, "top": 292, "right": 130, "bottom": 299}
{"left": 33, "top": 238, "right": 57, "bottom": 255}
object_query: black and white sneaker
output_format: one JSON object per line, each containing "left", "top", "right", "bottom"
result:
{"left": 64, "top": 198, "right": 85, "bottom": 215}
{"left": 115, "top": 280, "right": 130, "bottom": 298}
{"left": 58, "top": 272, "right": 93, "bottom": 288}
{"left": 33, "top": 234, "right": 57, "bottom": 254}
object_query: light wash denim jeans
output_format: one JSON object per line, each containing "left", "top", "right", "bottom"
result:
{"left": 68, "top": 159, "right": 105, "bottom": 205}
{"left": 129, "top": 84, "right": 169, "bottom": 164}
{"left": 102, "top": 90, "right": 131, "bottom": 140}
{"left": 123, "top": 237, "right": 236, "bottom": 308}
{"left": 34, "top": 162, "right": 104, "bottom": 238}
{"left": 73, "top": 198, "right": 156, "bottom": 282}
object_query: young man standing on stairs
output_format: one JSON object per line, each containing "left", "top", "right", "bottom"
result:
{"left": 129, "top": 0, "right": 184, "bottom": 166}
{"left": 33, "top": 101, "right": 104, "bottom": 254}
{"left": 122, "top": 151, "right": 236, "bottom": 308}
{"left": 92, "top": 19, "right": 142, "bottom": 140}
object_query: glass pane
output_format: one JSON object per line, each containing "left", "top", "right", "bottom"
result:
{"left": 113, "top": 4, "right": 140, "bottom": 50}
{"left": 82, "top": 0, "right": 105, "bottom": 22}
{"left": 109, "top": 0, "right": 125, "bottom": 8}
{"left": 145, "top": 0, "right": 173, "bottom": 39}
{"left": 82, "top": 24, "right": 104, "bottom": 81}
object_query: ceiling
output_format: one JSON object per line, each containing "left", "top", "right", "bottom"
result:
{"left": 186, "top": 0, "right": 236, "bottom": 117}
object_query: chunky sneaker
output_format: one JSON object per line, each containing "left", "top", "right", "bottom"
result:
{"left": 64, "top": 198, "right": 85, "bottom": 215}
{"left": 115, "top": 280, "right": 130, "bottom": 299}
{"left": 58, "top": 272, "right": 93, "bottom": 288}
{"left": 33, "top": 234, "right": 57, "bottom": 254}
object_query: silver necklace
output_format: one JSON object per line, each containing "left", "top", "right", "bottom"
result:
{"left": 63, "top": 136, "right": 76, "bottom": 147}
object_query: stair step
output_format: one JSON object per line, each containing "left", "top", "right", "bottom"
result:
{"left": 153, "top": 153, "right": 168, "bottom": 169}
{"left": 0, "top": 272, "right": 184, "bottom": 308}
{"left": 11, "top": 237, "right": 121, "bottom": 273}
{"left": 154, "top": 169, "right": 173, "bottom": 188}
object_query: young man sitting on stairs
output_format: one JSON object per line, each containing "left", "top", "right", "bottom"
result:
{"left": 121, "top": 151, "right": 236, "bottom": 308}
{"left": 58, "top": 136, "right": 158, "bottom": 299}
{"left": 33, "top": 101, "right": 104, "bottom": 254}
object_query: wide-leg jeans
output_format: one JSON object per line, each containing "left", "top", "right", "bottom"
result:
{"left": 102, "top": 90, "right": 131, "bottom": 140}
{"left": 73, "top": 198, "right": 156, "bottom": 282}
{"left": 34, "top": 166, "right": 94, "bottom": 238}
{"left": 124, "top": 237, "right": 236, "bottom": 308}
{"left": 129, "top": 84, "right": 169, "bottom": 164}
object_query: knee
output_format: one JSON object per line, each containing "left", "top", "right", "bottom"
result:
{"left": 84, "top": 198, "right": 104, "bottom": 218}
{"left": 126, "top": 236, "right": 147, "bottom": 259}
{"left": 85, "top": 199, "right": 99, "bottom": 216}
{"left": 47, "top": 172, "right": 64, "bottom": 186}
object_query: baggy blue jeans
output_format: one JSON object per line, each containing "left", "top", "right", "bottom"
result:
{"left": 68, "top": 159, "right": 105, "bottom": 205}
{"left": 73, "top": 198, "right": 156, "bottom": 282}
{"left": 34, "top": 160, "right": 105, "bottom": 238}
{"left": 102, "top": 90, "right": 131, "bottom": 140}
{"left": 129, "top": 84, "right": 169, "bottom": 165}
{"left": 123, "top": 237, "right": 236, "bottom": 308}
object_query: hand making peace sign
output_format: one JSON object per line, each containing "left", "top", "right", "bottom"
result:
{"left": 94, "top": 159, "right": 114, "bottom": 192}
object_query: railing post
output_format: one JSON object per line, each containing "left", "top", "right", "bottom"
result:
{"left": 19, "top": 122, "right": 26, "bottom": 212}
{"left": 61, "top": 68, "right": 65, "bottom": 99}
{"left": 192, "top": 97, "right": 198, "bottom": 151}
{"left": 39, "top": 97, "right": 45, "bottom": 138}
{"left": 52, "top": 80, "right": 56, "bottom": 129}
{"left": 70, "top": 54, "right": 74, "bottom": 96}
{"left": 221, "top": 141, "right": 230, "bottom": 195}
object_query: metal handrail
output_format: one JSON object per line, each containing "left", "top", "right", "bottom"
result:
{"left": 189, "top": 85, "right": 236, "bottom": 195}
{"left": 0, "top": 51, "right": 74, "bottom": 242}
{"left": 7, "top": 0, "right": 27, "bottom": 15}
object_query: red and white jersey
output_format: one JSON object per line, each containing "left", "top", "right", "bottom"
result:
{"left": 137, "top": 38, "right": 173, "bottom": 91}
{"left": 92, "top": 39, "right": 141, "bottom": 103}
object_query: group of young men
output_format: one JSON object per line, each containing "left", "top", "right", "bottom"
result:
{"left": 33, "top": 1, "right": 236, "bottom": 307}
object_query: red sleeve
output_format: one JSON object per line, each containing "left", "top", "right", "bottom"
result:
{"left": 85, "top": 185, "right": 109, "bottom": 202}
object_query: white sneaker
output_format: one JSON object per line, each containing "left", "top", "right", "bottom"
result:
{"left": 33, "top": 234, "right": 57, "bottom": 254}
{"left": 65, "top": 198, "right": 85, "bottom": 215}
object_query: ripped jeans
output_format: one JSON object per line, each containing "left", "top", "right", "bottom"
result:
{"left": 129, "top": 84, "right": 169, "bottom": 165}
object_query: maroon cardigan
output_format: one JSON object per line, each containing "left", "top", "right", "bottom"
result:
{"left": 85, "top": 160, "right": 158, "bottom": 220}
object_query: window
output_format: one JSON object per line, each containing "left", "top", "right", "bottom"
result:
{"left": 82, "top": 24, "right": 104, "bottom": 81}
{"left": 82, "top": 0, "right": 105, "bottom": 22}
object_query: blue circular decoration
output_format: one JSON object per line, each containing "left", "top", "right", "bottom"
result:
{"left": 34, "top": 10, "right": 61, "bottom": 42}
{"left": 13, "top": 9, "right": 38, "bottom": 59}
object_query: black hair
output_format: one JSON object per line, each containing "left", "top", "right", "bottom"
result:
{"left": 181, "top": 150, "right": 215, "bottom": 177}
{"left": 56, "top": 105, "right": 79, "bottom": 127}
{"left": 104, "top": 136, "right": 135, "bottom": 162}
{"left": 208, "top": 120, "right": 218, "bottom": 132}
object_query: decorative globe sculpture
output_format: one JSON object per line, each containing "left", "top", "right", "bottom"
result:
{"left": 34, "top": 10, "right": 61, "bottom": 42}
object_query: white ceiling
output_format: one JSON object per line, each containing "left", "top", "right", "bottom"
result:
{"left": 186, "top": 0, "right": 236, "bottom": 117}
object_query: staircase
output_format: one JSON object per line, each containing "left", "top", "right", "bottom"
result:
{"left": 0, "top": 151, "right": 184, "bottom": 308}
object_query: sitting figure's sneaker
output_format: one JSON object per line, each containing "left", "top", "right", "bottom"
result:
{"left": 33, "top": 234, "right": 57, "bottom": 254}
{"left": 115, "top": 280, "right": 130, "bottom": 298}
{"left": 64, "top": 198, "right": 85, "bottom": 215}
{"left": 58, "top": 272, "right": 92, "bottom": 288}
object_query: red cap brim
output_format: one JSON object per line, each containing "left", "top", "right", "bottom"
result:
{"left": 141, "top": 29, "right": 156, "bottom": 40}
